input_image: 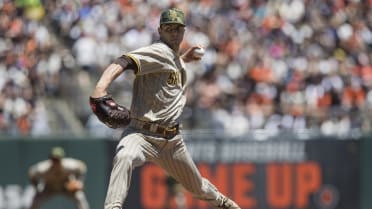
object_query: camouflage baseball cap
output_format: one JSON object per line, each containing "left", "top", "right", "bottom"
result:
{"left": 50, "top": 147, "right": 65, "bottom": 159}
{"left": 160, "top": 8, "right": 185, "bottom": 26}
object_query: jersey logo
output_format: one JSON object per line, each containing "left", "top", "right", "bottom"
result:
{"left": 167, "top": 72, "right": 180, "bottom": 85}
{"left": 169, "top": 10, "right": 177, "bottom": 20}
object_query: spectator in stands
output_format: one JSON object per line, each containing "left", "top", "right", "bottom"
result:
{"left": 1, "top": 0, "right": 372, "bottom": 138}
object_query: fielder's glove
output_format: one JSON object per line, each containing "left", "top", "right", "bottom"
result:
{"left": 89, "top": 94, "right": 131, "bottom": 129}
{"left": 65, "top": 179, "right": 84, "bottom": 193}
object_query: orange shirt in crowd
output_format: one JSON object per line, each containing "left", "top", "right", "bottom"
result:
{"left": 342, "top": 86, "right": 365, "bottom": 108}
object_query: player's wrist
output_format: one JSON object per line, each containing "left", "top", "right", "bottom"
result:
{"left": 180, "top": 55, "right": 189, "bottom": 63}
{"left": 91, "top": 88, "right": 108, "bottom": 98}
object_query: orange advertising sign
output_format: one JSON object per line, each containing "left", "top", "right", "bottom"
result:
{"left": 121, "top": 140, "right": 359, "bottom": 209}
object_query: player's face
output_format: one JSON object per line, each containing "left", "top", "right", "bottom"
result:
{"left": 158, "top": 23, "right": 185, "bottom": 51}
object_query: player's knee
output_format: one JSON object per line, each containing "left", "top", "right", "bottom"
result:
{"left": 114, "top": 149, "right": 144, "bottom": 167}
{"left": 194, "top": 178, "right": 218, "bottom": 199}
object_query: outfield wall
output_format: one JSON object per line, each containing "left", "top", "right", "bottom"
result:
{"left": 361, "top": 136, "right": 372, "bottom": 209}
{"left": 0, "top": 136, "right": 368, "bottom": 209}
{"left": 0, "top": 138, "right": 109, "bottom": 209}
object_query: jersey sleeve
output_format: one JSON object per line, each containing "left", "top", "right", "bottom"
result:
{"left": 113, "top": 55, "right": 139, "bottom": 73}
{"left": 126, "top": 43, "right": 175, "bottom": 75}
{"left": 64, "top": 158, "right": 87, "bottom": 179}
{"left": 28, "top": 165, "right": 38, "bottom": 178}
{"left": 28, "top": 161, "right": 49, "bottom": 179}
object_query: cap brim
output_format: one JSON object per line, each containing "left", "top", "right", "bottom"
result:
{"left": 160, "top": 21, "right": 185, "bottom": 26}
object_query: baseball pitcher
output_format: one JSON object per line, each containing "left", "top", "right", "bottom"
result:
{"left": 90, "top": 8, "right": 241, "bottom": 209}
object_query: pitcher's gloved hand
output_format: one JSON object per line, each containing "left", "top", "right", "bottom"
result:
{"left": 89, "top": 95, "right": 131, "bottom": 129}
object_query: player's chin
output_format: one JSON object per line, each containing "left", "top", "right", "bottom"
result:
{"left": 168, "top": 42, "right": 181, "bottom": 51}
{"left": 170, "top": 39, "right": 182, "bottom": 45}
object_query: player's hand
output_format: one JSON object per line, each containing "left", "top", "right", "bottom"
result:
{"left": 65, "top": 179, "right": 84, "bottom": 193}
{"left": 181, "top": 46, "right": 204, "bottom": 63}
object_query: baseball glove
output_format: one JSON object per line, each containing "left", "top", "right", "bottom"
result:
{"left": 89, "top": 94, "right": 131, "bottom": 129}
{"left": 65, "top": 179, "right": 83, "bottom": 193}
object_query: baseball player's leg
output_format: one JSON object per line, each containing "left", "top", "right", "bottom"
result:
{"left": 157, "top": 137, "right": 240, "bottom": 209}
{"left": 104, "top": 132, "right": 152, "bottom": 209}
{"left": 69, "top": 191, "right": 90, "bottom": 209}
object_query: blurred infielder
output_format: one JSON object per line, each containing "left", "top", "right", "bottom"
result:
{"left": 89, "top": 8, "right": 241, "bottom": 209}
{"left": 28, "top": 147, "right": 89, "bottom": 209}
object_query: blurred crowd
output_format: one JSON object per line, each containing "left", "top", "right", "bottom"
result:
{"left": 1, "top": 0, "right": 372, "bottom": 138}
{"left": 0, "top": 0, "right": 58, "bottom": 136}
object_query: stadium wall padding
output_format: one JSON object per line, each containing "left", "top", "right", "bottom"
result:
{"left": 361, "top": 136, "right": 372, "bottom": 209}
{"left": 0, "top": 138, "right": 111, "bottom": 209}
{"left": 0, "top": 137, "right": 369, "bottom": 209}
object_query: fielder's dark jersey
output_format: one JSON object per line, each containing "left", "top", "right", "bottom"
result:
{"left": 126, "top": 42, "right": 187, "bottom": 126}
